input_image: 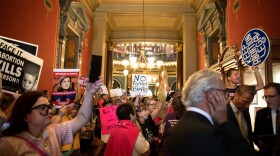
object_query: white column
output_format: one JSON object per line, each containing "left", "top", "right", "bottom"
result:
{"left": 181, "top": 13, "right": 197, "bottom": 83}
{"left": 92, "top": 12, "right": 108, "bottom": 80}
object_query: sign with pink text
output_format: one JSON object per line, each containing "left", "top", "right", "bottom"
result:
{"left": 100, "top": 105, "right": 118, "bottom": 135}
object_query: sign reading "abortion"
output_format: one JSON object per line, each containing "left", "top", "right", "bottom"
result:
{"left": 241, "top": 28, "right": 270, "bottom": 66}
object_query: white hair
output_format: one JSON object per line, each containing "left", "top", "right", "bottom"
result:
{"left": 181, "top": 69, "right": 222, "bottom": 107}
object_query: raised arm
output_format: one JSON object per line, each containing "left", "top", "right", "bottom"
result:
{"left": 252, "top": 66, "right": 264, "bottom": 91}
{"left": 151, "top": 101, "right": 163, "bottom": 120}
{"left": 70, "top": 77, "right": 103, "bottom": 133}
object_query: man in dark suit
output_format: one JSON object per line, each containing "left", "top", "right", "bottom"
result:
{"left": 227, "top": 85, "right": 256, "bottom": 149}
{"left": 254, "top": 83, "right": 280, "bottom": 156}
{"left": 170, "top": 69, "right": 253, "bottom": 156}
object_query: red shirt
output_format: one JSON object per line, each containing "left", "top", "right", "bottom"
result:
{"left": 104, "top": 120, "right": 140, "bottom": 156}
{"left": 98, "top": 99, "right": 103, "bottom": 108}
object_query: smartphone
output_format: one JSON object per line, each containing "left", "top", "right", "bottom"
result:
{"left": 89, "top": 55, "right": 102, "bottom": 82}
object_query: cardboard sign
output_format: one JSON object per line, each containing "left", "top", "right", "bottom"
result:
{"left": 0, "top": 38, "right": 43, "bottom": 94}
{"left": 241, "top": 28, "right": 270, "bottom": 66}
{"left": 132, "top": 74, "right": 148, "bottom": 96}
{"left": 100, "top": 105, "right": 118, "bottom": 135}
{"left": 51, "top": 69, "right": 79, "bottom": 107}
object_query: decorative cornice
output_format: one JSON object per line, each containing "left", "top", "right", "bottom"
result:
{"left": 95, "top": 4, "right": 194, "bottom": 13}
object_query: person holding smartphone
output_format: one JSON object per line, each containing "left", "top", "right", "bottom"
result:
{"left": 170, "top": 69, "right": 253, "bottom": 156}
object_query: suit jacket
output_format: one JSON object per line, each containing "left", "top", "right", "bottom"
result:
{"left": 227, "top": 104, "right": 254, "bottom": 149}
{"left": 254, "top": 107, "right": 276, "bottom": 156}
{"left": 169, "top": 111, "right": 253, "bottom": 156}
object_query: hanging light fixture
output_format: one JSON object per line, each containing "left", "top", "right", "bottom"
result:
{"left": 118, "top": 0, "right": 164, "bottom": 73}
{"left": 123, "top": 69, "right": 128, "bottom": 76}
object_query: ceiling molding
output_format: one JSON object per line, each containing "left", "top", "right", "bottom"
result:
{"left": 96, "top": 4, "right": 194, "bottom": 13}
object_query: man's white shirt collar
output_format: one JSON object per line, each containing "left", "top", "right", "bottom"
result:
{"left": 187, "top": 107, "right": 214, "bottom": 125}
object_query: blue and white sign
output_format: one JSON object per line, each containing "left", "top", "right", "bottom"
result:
{"left": 241, "top": 28, "right": 270, "bottom": 66}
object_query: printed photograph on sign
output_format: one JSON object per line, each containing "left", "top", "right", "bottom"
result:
{"left": 0, "top": 38, "right": 43, "bottom": 94}
{"left": 241, "top": 28, "right": 270, "bottom": 66}
{"left": 51, "top": 69, "right": 80, "bottom": 107}
{"left": 132, "top": 74, "right": 149, "bottom": 96}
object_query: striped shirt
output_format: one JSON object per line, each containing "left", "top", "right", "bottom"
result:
{"left": 0, "top": 122, "right": 73, "bottom": 156}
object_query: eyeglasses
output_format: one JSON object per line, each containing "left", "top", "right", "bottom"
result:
{"left": 209, "top": 88, "right": 229, "bottom": 98}
{"left": 31, "top": 104, "right": 55, "bottom": 116}
{"left": 262, "top": 95, "right": 279, "bottom": 100}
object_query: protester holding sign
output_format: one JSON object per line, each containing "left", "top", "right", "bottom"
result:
{"left": 104, "top": 104, "right": 150, "bottom": 156}
{"left": 136, "top": 103, "right": 159, "bottom": 156}
{"left": 226, "top": 28, "right": 269, "bottom": 100}
{"left": 0, "top": 77, "right": 103, "bottom": 156}
{"left": 225, "top": 66, "right": 264, "bottom": 100}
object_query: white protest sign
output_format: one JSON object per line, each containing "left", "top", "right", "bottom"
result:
{"left": 0, "top": 38, "right": 43, "bottom": 94}
{"left": 109, "top": 88, "right": 123, "bottom": 97}
{"left": 101, "top": 85, "right": 108, "bottom": 94}
{"left": 132, "top": 74, "right": 148, "bottom": 96}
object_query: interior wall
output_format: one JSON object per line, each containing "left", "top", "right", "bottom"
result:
{"left": 227, "top": 0, "right": 280, "bottom": 46}
{"left": 81, "top": 11, "right": 94, "bottom": 78}
{"left": 0, "top": 0, "right": 59, "bottom": 92}
{"left": 197, "top": 32, "right": 206, "bottom": 70}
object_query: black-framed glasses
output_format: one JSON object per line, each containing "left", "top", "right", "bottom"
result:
{"left": 262, "top": 95, "right": 279, "bottom": 100}
{"left": 31, "top": 104, "right": 55, "bottom": 116}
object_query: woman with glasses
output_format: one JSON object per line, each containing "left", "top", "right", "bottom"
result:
{"left": 136, "top": 101, "right": 160, "bottom": 156}
{"left": 0, "top": 77, "right": 103, "bottom": 156}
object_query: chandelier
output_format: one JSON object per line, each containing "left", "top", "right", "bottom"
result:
{"left": 121, "top": 46, "right": 164, "bottom": 72}
{"left": 122, "top": 0, "right": 163, "bottom": 75}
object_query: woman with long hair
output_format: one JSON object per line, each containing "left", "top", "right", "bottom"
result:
{"left": 0, "top": 78, "right": 103, "bottom": 156}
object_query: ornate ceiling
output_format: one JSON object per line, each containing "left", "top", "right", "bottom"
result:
{"left": 82, "top": 0, "right": 210, "bottom": 42}
{"left": 81, "top": 0, "right": 212, "bottom": 76}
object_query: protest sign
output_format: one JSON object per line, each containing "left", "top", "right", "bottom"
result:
{"left": 99, "top": 105, "right": 118, "bottom": 135}
{"left": 109, "top": 88, "right": 123, "bottom": 97}
{"left": 132, "top": 74, "right": 148, "bottom": 96}
{"left": 241, "top": 28, "right": 270, "bottom": 66}
{"left": 0, "top": 38, "right": 43, "bottom": 94}
{"left": 78, "top": 76, "right": 86, "bottom": 89}
{"left": 101, "top": 85, "right": 108, "bottom": 95}
{"left": 0, "top": 35, "right": 38, "bottom": 56}
{"left": 157, "top": 67, "right": 169, "bottom": 101}
{"left": 50, "top": 91, "right": 76, "bottom": 106}
{"left": 51, "top": 69, "right": 80, "bottom": 107}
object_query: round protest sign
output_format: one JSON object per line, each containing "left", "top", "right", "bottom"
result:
{"left": 241, "top": 28, "right": 270, "bottom": 66}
